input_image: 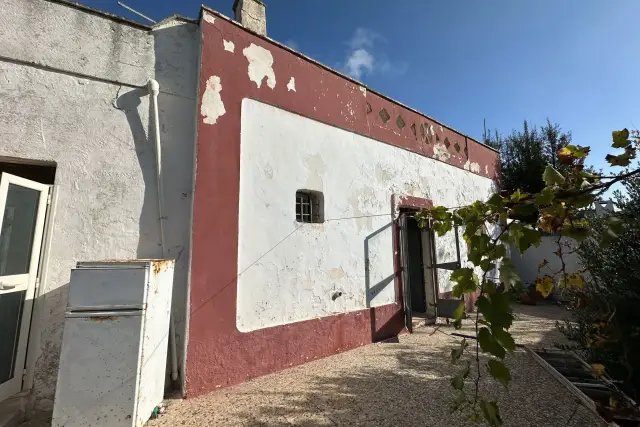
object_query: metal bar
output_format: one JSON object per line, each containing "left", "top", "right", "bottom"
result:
{"left": 117, "top": 1, "right": 156, "bottom": 23}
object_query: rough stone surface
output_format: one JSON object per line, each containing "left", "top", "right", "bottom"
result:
{"left": 138, "top": 304, "right": 606, "bottom": 427}
{"left": 233, "top": 0, "right": 267, "bottom": 36}
{"left": 0, "top": 0, "right": 198, "bottom": 418}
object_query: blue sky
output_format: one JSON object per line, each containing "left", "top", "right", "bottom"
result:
{"left": 82, "top": 0, "right": 640, "bottom": 183}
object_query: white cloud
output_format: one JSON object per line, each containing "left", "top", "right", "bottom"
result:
{"left": 345, "top": 48, "right": 374, "bottom": 79}
{"left": 342, "top": 28, "right": 407, "bottom": 80}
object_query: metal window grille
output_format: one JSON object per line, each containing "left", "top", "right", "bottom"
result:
{"left": 296, "top": 191, "right": 322, "bottom": 223}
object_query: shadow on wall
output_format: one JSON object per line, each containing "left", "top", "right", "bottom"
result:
{"left": 114, "top": 21, "right": 198, "bottom": 393}
{"left": 363, "top": 221, "right": 402, "bottom": 343}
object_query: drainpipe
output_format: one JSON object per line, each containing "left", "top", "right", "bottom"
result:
{"left": 148, "top": 79, "right": 179, "bottom": 382}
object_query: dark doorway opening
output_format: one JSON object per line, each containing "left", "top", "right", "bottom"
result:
{"left": 406, "top": 217, "right": 426, "bottom": 313}
{"left": 0, "top": 158, "right": 56, "bottom": 185}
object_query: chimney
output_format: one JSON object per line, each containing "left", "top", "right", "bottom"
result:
{"left": 232, "top": 0, "right": 267, "bottom": 36}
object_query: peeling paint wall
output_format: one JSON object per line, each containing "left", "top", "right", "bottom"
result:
{"left": 187, "top": 8, "right": 501, "bottom": 397}
{"left": 0, "top": 0, "right": 197, "bottom": 417}
{"left": 237, "top": 100, "right": 494, "bottom": 332}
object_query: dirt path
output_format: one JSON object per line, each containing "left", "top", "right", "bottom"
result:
{"left": 146, "top": 303, "right": 605, "bottom": 427}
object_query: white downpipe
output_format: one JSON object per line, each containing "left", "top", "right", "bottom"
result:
{"left": 148, "top": 79, "right": 179, "bottom": 382}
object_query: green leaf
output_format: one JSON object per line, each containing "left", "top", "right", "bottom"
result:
{"left": 510, "top": 189, "right": 528, "bottom": 202}
{"left": 543, "top": 165, "right": 566, "bottom": 186}
{"left": 535, "top": 187, "right": 555, "bottom": 206}
{"left": 453, "top": 301, "right": 466, "bottom": 322}
{"left": 517, "top": 227, "right": 542, "bottom": 252}
{"left": 478, "top": 327, "right": 506, "bottom": 359}
{"left": 499, "top": 258, "right": 521, "bottom": 290}
{"left": 468, "top": 234, "right": 490, "bottom": 265}
{"left": 492, "top": 327, "right": 516, "bottom": 352}
{"left": 487, "top": 193, "right": 506, "bottom": 211}
{"left": 480, "top": 259, "right": 496, "bottom": 272}
{"left": 451, "top": 268, "right": 479, "bottom": 297}
{"left": 451, "top": 338, "right": 468, "bottom": 364}
{"left": 612, "top": 128, "right": 631, "bottom": 148}
{"left": 433, "top": 221, "right": 453, "bottom": 236}
{"left": 476, "top": 293, "right": 514, "bottom": 330}
{"left": 479, "top": 399, "right": 503, "bottom": 427}
{"left": 451, "top": 361, "right": 470, "bottom": 390}
{"left": 487, "top": 359, "right": 511, "bottom": 389}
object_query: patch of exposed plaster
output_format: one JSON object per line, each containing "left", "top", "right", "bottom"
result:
{"left": 243, "top": 43, "right": 276, "bottom": 89}
{"left": 359, "top": 86, "right": 367, "bottom": 96}
{"left": 287, "top": 77, "right": 296, "bottom": 92}
{"left": 203, "top": 12, "right": 215, "bottom": 24}
{"left": 223, "top": 40, "right": 235, "bottom": 53}
{"left": 429, "top": 124, "right": 435, "bottom": 136}
{"left": 439, "top": 125, "right": 444, "bottom": 132}
{"left": 433, "top": 143, "right": 451, "bottom": 162}
{"left": 200, "top": 76, "right": 226, "bottom": 125}
{"left": 464, "top": 160, "right": 481, "bottom": 173}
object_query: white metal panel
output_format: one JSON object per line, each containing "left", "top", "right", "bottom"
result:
{"left": 68, "top": 265, "right": 149, "bottom": 310}
{"left": 52, "top": 314, "right": 144, "bottom": 427}
{"left": 136, "top": 260, "right": 174, "bottom": 427}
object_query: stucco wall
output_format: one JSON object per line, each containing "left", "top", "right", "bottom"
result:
{"left": 0, "top": 0, "right": 197, "bottom": 416}
{"left": 238, "top": 99, "right": 495, "bottom": 332}
{"left": 187, "top": 9, "right": 500, "bottom": 397}
{"left": 510, "top": 236, "right": 582, "bottom": 285}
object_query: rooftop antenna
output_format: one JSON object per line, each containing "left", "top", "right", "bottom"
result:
{"left": 117, "top": 1, "right": 156, "bottom": 24}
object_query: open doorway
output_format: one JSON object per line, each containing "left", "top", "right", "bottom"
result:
{"left": 399, "top": 212, "right": 437, "bottom": 331}
{"left": 399, "top": 208, "right": 464, "bottom": 332}
{"left": 0, "top": 158, "right": 55, "bottom": 404}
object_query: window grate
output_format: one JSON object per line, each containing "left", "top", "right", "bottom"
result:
{"left": 296, "top": 190, "right": 323, "bottom": 223}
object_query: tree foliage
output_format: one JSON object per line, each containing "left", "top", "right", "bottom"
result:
{"left": 416, "top": 128, "right": 640, "bottom": 425}
{"left": 558, "top": 176, "right": 640, "bottom": 400}
{"left": 485, "top": 120, "right": 571, "bottom": 194}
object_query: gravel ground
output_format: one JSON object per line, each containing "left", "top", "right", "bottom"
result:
{"left": 20, "top": 303, "right": 605, "bottom": 427}
{"left": 141, "top": 303, "right": 606, "bottom": 427}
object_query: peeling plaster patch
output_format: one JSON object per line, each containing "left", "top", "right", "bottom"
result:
{"left": 359, "top": 86, "right": 367, "bottom": 96}
{"left": 287, "top": 77, "right": 296, "bottom": 92}
{"left": 433, "top": 144, "right": 451, "bottom": 162}
{"left": 200, "top": 76, "right": 226, "bottom": 125}
{"left": 439, "top": 125, "right": 444, "bottom": 132}
{"left": 243, "top": 43, "right": 276, "bottom": 89}
{"left": 429, "top": 124, "right": 435, "bottom": 136}
{"left": 203, "top": 12, "right": 215, "bottom": 24}
{"left": 463, "top": 161, "right": 481, "bottom": 173}
{"left": 485, "top": 165, "right": 489, "bottom": 175}
{"left": 223, "top": 40, "right": 235, "bottom": 52}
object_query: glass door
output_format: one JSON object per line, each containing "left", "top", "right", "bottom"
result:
{"left": 0, "top": 173, "right": 50, "bottom": 402}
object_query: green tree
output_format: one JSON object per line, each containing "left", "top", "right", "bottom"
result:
{"left": 485, "top": 120, "right": 571, "bottom": 194}
{"left": 416, "top": 128, "right": 639, "bottom": 426}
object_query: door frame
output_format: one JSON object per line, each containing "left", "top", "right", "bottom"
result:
{"left": 0, "top": 173, "right": 52, "bottom": 402}
{"left": 392, "top": 195, "right": 434, "bottom": 332}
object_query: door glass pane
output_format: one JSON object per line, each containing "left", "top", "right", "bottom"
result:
{"left": 0, "top": 290, "right": 25, "bottom": 383}
{"left": 0, "top": 184, "right": 40, "bottom": 276}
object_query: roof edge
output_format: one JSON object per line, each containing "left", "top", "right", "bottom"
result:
{"left": 199, "top": 5, "right": 498, "bottom": 153}
{"left": 44, "top": 0, "right": 152, "bottom": 30}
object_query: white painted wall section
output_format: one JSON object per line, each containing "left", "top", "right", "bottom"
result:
{"left": 237, "top": 99, "right": 495, "bottom": 332}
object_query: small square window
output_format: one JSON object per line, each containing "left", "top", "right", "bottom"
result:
{"left": 296, "top": 190, "right": 324, "bottom": 223}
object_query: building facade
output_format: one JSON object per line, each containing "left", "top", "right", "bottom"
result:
{"left": 0, "top": 0, "right": 499, "bottom": 422}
